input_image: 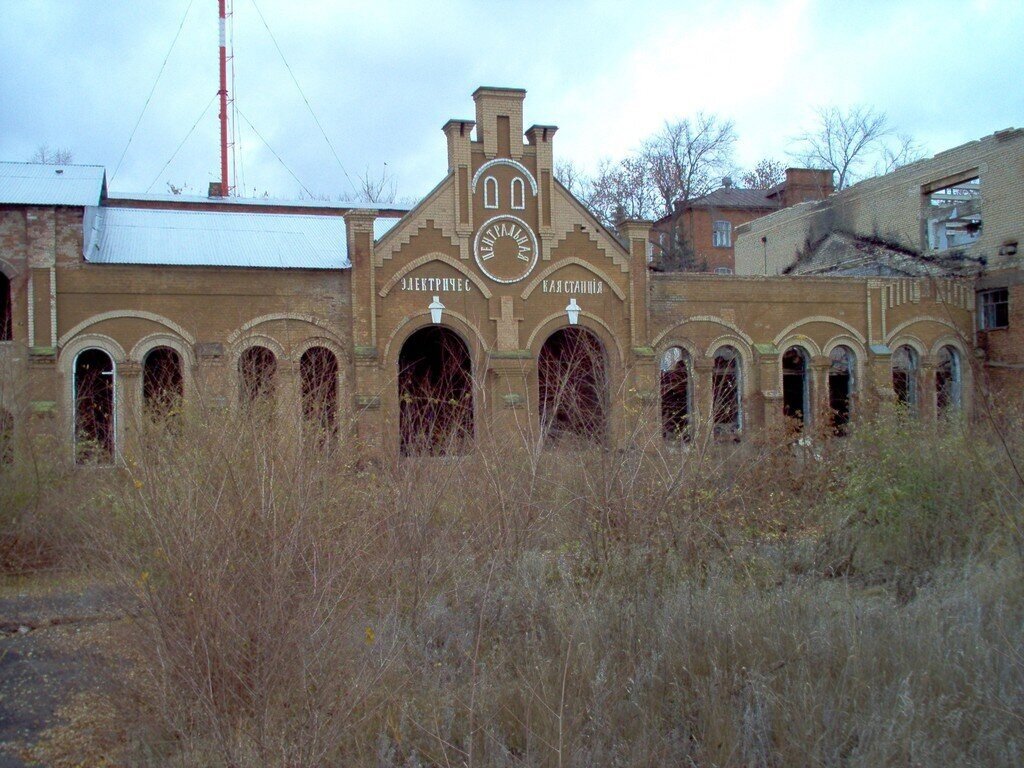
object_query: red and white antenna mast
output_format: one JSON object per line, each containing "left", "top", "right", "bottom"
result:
{"left": 217, "top": 0, "right": 230, "bottom": 196}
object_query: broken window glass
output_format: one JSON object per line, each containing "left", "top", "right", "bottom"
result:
{"left": 978, "top": 287, "right": 1009, "bottom": 330}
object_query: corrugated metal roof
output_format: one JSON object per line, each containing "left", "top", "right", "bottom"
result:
{"left": 0, "top": 161, "right": 106, "bottom": 206}
{"left": 84, "top": 206, "right": 350, "bottom": 270}
{"left": 107, "top": 191, "right": 410, "bottom": 213}
{"left": 373, "top": 216, "right": 402, "bottom": 240}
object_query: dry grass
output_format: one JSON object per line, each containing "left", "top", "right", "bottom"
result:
{"left": 3, "top": 391, "right": 1023, "bottom": 766}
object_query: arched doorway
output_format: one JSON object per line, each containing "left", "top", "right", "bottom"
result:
{"left": 892, "top": 345, "right": 919, "bottom": 413}
{"left": 828, "top": 346, "right": 856, "bottom": 433}
{"left": 538, "top": 327, "right": 608, "bottom": 445}
{"left": 660, "top": 346, "right": 691, "bottom": 442}
{"left": 712, "top": 346, "right": 742, "bottom": 436}
{"left": 74, "top": 348, "right": 115, "bottom": 463}
{"left": 936, "top": 345, "right": 961, "bottom": 414}
{"left": 239, "top": 346, "right": 277, "bottom": 418}
{"left": 301, "top": 346, "right": 339, "bottom": 445}
{"left": 398, "top": 326, "right": 473, "bottom": 455}
{"left": 143, "top": 347, "right": 184, "bottom": 417}
{"left": 782, "top": 346, "right": 810, "bottom": 428}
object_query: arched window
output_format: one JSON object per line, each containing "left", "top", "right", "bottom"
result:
{"left": 239, "top": 346, "right": 277, "bottom": 417}
{"left": 936, "top": 345, "right": 962, "bottom": 414}
{"left": 483, "top": 175, "right": 499, "bottom": 209}
{"left": 660, "top": 347, "right": 691, "bottom": 441}
{"left": 782, "top": 346, "right": 810, "bottom": 429}
{"left": 828, "top": 346, "right": 856, "bottom": 433}
{"left": 712, "top": 346, "right": 741, "bottom": 435}
{"left": 143, "top": 347, "right": 184, "bottom": 417}
{"left": 0, "top": 272, "right": 12, "bottom": 341}
{"left": 510, "top": 177, "right": 525, "bottom": 209}
{"left": 301, "top": 346, "right": 339, "bottom": 446}
{"left": 892, "top": 345, "right": 919, "bottom": 413}
{"left": 74, "top": 348, "right": 115, "bottom": 463}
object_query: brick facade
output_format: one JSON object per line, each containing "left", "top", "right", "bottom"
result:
{"left": 0, "top": 89, "right": 983, "bottom": 461}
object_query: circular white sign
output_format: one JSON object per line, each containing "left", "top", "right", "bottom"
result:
{"left": 473, "top": 214, "right": 539, "bottom": 284}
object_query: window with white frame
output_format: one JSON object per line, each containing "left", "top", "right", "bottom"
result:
{"left": 483, "top": 176, "right": 499, "bottom": 209}
{"left": 978, "top": 287, "right": 1009, "bottom": 330}
{"left": 712, "top": 220, "right": 732, "bottom": 248}
{"left": 715, "top": 267, "right": 733, "bottom": 275}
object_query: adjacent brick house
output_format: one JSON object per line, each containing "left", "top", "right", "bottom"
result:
{"left": 0, "top": 88, "right": 981, "bottom": 463}
{"left": 651, "top": 169, "right": 833, "bottom": 273}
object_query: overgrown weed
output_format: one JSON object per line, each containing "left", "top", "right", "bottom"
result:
{"left": 3, "top": 395, "right": 1023, "bottom": 766}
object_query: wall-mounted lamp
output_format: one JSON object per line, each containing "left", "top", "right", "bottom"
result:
{"left": 565, "top": 297, "right": 581, "bottom": 325}
{"left": 429, "top": 295, "right": 445, "bottom": 324}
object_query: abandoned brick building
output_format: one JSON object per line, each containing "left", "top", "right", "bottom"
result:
{"left": 0, "top": 87, "right": 1006, "bottom": 463}
{"left": 734, "top": 127, "right": 1024, "bottom": 397}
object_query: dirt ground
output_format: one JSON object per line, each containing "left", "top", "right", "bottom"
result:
{"left": 0, "top": 573, "right": 135, "bottom": 767}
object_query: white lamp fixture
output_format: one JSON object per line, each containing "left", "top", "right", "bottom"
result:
{"left": 428, "top": 295, "right": 445, "bottom": 324}
{"left": 565, "top": 297, "right": 581, "bottom": 325}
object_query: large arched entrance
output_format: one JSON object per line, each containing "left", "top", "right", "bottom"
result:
{"left": 398, "top": 326, "right": 473, "bottom": 455}
{"left": 538, "top": 327, "right": 608, "bottom": 445}
{"left": 74, "top": 348, "right": 115, "bottom": 463}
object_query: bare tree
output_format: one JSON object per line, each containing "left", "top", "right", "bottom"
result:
{"left": 555, "top": 159, "right": 606, "bottom": 220}
{"left": 880, "top": 133, "right": 926, "bottom": 174}
{"left": 355, "top": 164, "right": 397, "bottom": 205}
{"left": 554, "top": 159, "right": 587, "bottom": 198}
{"left": 643, "top": 114, "right": 737, "bottom": 215}
{"left": 742, "top": 158, "right": 787, "bottom": 189}
{"left": 588, "top": 156, "right": 662, "bottom": 225}
{"left": 792, "top": 106, "right": 923, "bottom": 190}
{"left": 29, "top": 145, "right": 74, "bottom": 164}
{"left": 554, "top": 114, "right": 736, "bottom": 229}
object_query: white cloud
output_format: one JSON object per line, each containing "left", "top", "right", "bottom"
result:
{"left": 1, "top": 0, "right": 1020, "bottom": 199}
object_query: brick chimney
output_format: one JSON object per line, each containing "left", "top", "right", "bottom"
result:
{"left": 782, "top": 168, "right": 834, "bottom": 207}
{"left": 473, "top": 87, "right": 526, "bottom": 160}
{"left": 443, "top": 119, "right": 475, "bottom": 174}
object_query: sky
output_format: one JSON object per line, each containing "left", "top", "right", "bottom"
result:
{"left": 1, "top": 0, "right": 1021, "bottom": 203}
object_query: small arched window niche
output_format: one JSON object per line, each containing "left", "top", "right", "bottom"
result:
{"left": 510, "top": 177, "right": 526, "bottom": 210}
{"left": 483, "top": 176, "right": 499, "bottom": 209}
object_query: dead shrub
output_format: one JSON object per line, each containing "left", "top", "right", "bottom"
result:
{"left": 9, "top": 375, "right": 1021, "bottom": 766}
